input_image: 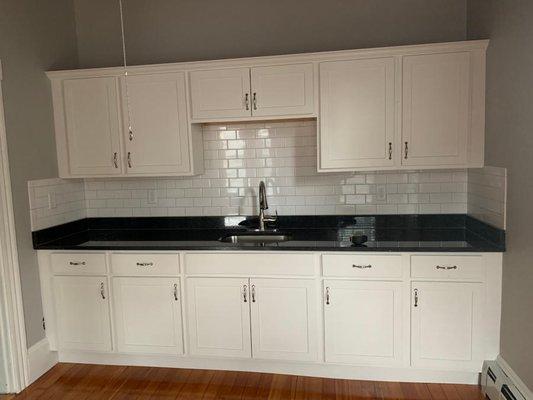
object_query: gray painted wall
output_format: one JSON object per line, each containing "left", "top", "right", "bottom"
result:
{"left": 467, "top": 0, "right": 533, "bottom": 390}
{"left": 0, "top": 0, "right": 78, "bottom": 346}
{"left": 73, "top": 0, "right": 467, "bottom": 68}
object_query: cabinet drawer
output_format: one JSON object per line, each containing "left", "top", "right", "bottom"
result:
{"left": 111, "top": 253, "right": 180, "bottom": 276}
{"left": 51, "top": 253, "right": 107, "bottom": 275}
{"left": 410, "top": 255, "right": 484, "bottom": 281}
{"left": 322, "top": 254, "right": 402, "bottom": 278}
{"left": 185, "top": 253, "right": 316, "bottom": 276}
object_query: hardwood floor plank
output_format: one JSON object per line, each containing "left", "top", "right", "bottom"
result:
{"left": 9, "top": 364, "right": 484, "bottom": 400}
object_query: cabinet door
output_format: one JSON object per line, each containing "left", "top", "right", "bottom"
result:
{"left": 186, "top": 277, "right": 251, "bottom": 358}
{"left": 402, "top": 52, "right": 470, "bottom": 166}
{"left": 319, "top": 58, "right": 396, "bottom": 170}
{"left": 250, "top": 278, "right": 318, "bottom": 362}
{"left": 123, "top": 72, "right": 192, "bottom": 175}
{"left": 250, "top": 64, "right": 314, "bottom": 117}
{"left": 53, "top": 276, "right": 111, "bottom": 352}
{"left": 62, "top": 77, "right": 122, "bottom": 176}
{"left": 324, "top": 280, "right": 402, "bottom": 366}
{"left": 189, "top": 68, "right": 251, "bottom": 119}
{"left": 112, "top": 277, "right": 183, "bottom": 355}
{"left": 411, "top": 282, "right": 484, "bottom": 370}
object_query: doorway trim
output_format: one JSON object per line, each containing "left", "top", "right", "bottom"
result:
{"left": 0, "top": 60, "right": 30, "bottom": 392}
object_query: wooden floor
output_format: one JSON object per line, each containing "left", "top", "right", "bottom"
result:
{"left": 2, "top": 363, "right": 484, "bottom": 399}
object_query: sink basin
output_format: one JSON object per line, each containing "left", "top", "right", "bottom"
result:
{"left": 219, "top": 232, "right": 291, "bottom": 244}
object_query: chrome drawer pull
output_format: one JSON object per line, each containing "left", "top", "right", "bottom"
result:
{"left": 436, "top": 265, "right": 458, "bottom": 270}
{"left": 353, "top": 264, "right": 372, "bottom": 269}
{"left": 136, "top": 262, "right": 154, "bottom": 267}
{"left": 69, "top": 261, "right": 86, "bottom": 266}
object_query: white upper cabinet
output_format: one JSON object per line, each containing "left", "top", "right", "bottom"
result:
{"left": 402, "top": 52, "right": 471, "bottom": 167}
{"left": 411, "top": 281, "right": 485, "bottom": 371}
{"left": 189, "top": 68, "right": 251, "bottom": 120}
{"left": 58, "top": 77, "right": 123, "bottom": 176}
{"left": 189, "top": 64, "right": 315, "bottom": 120}
{"left": 122, "top": 73, "right": 194, "bottom": 175}
{"left": 48, "top": 40, "right": 487, "bottom": 177}
{"left": 250, "top": 64, "right": 315, "bottom": 117}
{"left": 319, "top": 57, "right": 396, "bottom": 170}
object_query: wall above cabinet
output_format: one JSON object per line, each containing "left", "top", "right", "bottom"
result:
{"left": 47, "top": 40, "right": 487, "bottom": 178}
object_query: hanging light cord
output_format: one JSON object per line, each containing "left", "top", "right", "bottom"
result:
{"left": 119, "top": 0, "right": 133, "bottom": 138}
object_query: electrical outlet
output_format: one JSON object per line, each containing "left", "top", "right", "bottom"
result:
{"left": 376, "top": 185, "right": 387, "bottom": 201}
{"left": 47, "top": 193, "right": 57, "bottom": 209}
{"left": 147, "top": 189, "right": 157, "bottom": 204}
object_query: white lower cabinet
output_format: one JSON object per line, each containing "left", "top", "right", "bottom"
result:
{"left": 324, "top": 280, "right": 402, "bottom": 366}
{"left": 112, "top": 277, "right": 183, "bottom": 355}
{"left": 250, "top": 278, "right": 318, "bottom": 362}
{"left": 53, "top": 276, "right": 112, "bottom": 352}
{"left": 186, "top": 277, "right": 252, "bottom": 358}
{"left": 411, "top": 281, "right": 485, "bottom": 371}
{"left": 186, "top": 277, "right": 319, "bottom": 362}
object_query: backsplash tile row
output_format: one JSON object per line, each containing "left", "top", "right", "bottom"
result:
{"left": 83, "top": 121, "right": 468, "bottom": 219}
{"left": 467, "top": 166, "right": 507, "bottom": 229}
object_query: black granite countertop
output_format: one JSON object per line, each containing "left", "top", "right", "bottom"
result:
{"left": 32, "top": 215, "right": 505, "bottom": 252}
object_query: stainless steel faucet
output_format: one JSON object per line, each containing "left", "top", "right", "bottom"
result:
{"left": 258, "top": 181, "right": 277, "bottom": 231}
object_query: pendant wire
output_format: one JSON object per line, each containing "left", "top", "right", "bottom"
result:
{"left": 119, "top": 0, "right": 133, "bottom": 138}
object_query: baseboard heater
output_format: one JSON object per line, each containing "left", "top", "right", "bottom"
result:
{"left": 482, "top": 361, "right": 527, "bottom": 400}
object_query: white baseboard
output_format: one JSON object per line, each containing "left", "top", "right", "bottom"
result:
{"left": 58, "top": 350, "right": 480, "bottom": 385}
{"left": 497, "top": 355, "right": 533, "bottom": 400}
{"left": 27, "top": 338, "right": 58, "bottom": 384}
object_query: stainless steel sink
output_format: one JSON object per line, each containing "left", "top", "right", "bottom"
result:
{"left": 219, "top": 233, "right": 291, "bottom": 244}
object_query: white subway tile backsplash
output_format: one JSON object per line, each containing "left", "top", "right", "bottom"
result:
{"left": 27, "top": 121, "right": 494, "bottom": 231}
{"left": 468, "top": 166, "right": 507, "bottom": 229}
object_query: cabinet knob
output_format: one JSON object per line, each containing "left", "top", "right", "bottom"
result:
{"left": 325, "top": 287, "right": 330, "bottom": 305}
{"left": 245, "top": 93, "right": 250, "bottom": 110}
{"left": 173, "top": 284, "right": 178, "bottom": 301}
{"left": 253, "top": 92, "right": 257, "bottom": 110}
{"left": 251, "top": 285, "right": 256, "bottom": 303}
{"left": 414, "top": 288, "right": 419, "bottom": 307}
{"left": 404, "top": 142, "right": 409, "bottom": 159}
{"left": 127, "top": 152, "right": 132, "bottom": 168}
{"left": 388, "top": 142, "right": 392, "bottom": 160}
{"left": 113, "top": 152, "right": 118, "bottom": 168}
{"left": 243, "top": 285, "right": 248, "bottom": 303}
